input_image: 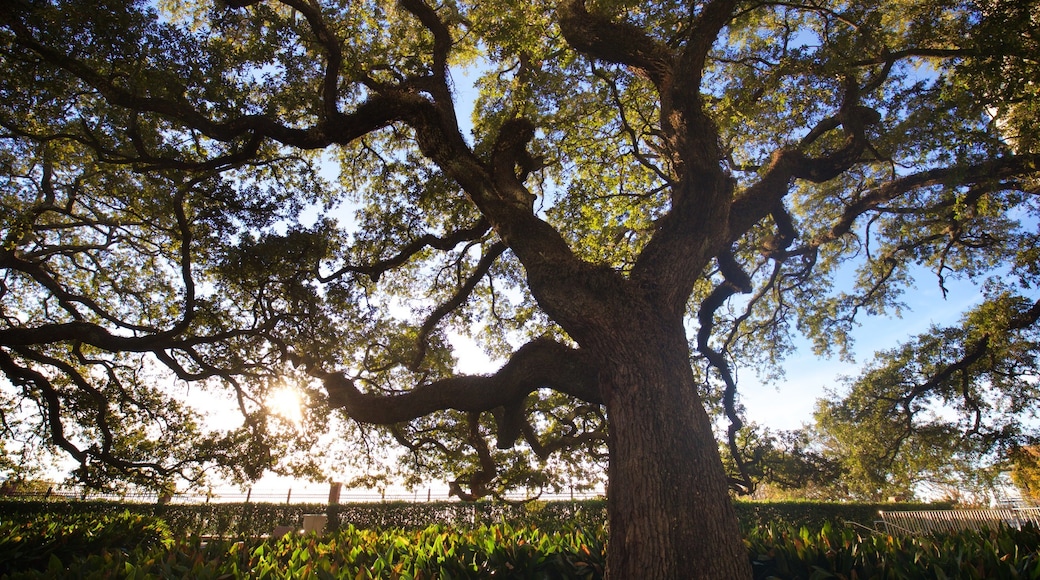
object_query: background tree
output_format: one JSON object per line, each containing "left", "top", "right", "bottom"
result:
{"left": 814, "top": 294, "right": 1040, "bottom": 501}
{"left": 2, "top": 0, "right": 1039, "bottom": 577}
{"left": 1010, "top": 444, "right": 1040, "bottom": 503}
{"left": 723, "top": 423, "right": 845, "bottom": 500}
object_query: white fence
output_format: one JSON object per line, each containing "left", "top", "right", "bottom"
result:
{"left": 878, "top": 507, "right": 1040, "bottom": 535}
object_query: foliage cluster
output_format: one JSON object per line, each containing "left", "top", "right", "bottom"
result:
{"left": 1011, "top": 446, "right": 1040, "bottom": 503}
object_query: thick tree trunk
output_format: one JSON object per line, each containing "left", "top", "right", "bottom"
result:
{"left": 599, "top": 326, "right": 751, "bottom": 580}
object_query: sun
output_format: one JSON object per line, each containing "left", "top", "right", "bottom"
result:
{"left": 265, "top": 385, "right": 305, "bottom": 426}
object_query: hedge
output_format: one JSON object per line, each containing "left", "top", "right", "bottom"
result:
{"left": 0, "top": 498, "right": 949, "bottom": 538}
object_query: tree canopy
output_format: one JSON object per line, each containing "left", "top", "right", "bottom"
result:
{"left": 2, "top": 0, "right": 1039, "bottom": 576}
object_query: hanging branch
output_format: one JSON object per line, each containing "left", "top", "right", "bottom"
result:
{"left": 696, "top": 248, "right": 756, "bottom": 494}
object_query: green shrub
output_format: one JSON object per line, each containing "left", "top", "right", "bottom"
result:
{"left": 734, "top": 499, "right": 950, "bottom": 532}
{"left": 1, "top": 521, "right": 607, "bottom": 579}
{"left": 0, "top": 510, "right": 171, "bottom": 576}
{"left": 745, "top": 521, "right": 1040, "bottom": 579}
{"left": 7, "top": 507, "right": 1040, "bottom": 579}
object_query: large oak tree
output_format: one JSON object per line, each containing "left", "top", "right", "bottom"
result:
{"left": 1, "top": 0, "right": 1038, "bottom": 577}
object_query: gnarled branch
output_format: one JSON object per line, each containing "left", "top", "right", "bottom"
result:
{"left": 320, "top": 338, "right": 600, "bottom": 448}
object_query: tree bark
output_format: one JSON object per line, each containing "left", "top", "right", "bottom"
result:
{"left": 598, "top": 322, "right": 751, "bottom": 580}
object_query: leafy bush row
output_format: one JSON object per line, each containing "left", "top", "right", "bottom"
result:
{"left": 0, "top": 510, "right": 172, "bottom": 576}
{"left": 1, "top": 522, "right": 606, "bottom": 579}
{"left": 6, "top": 510, "right": 1040, "bottom": 579}
{"left": 747, "top": 522, "right": 1040, "bottom": 579}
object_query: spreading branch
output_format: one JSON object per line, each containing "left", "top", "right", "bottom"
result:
{"left": 319, "top": 338, "right": 599, "bottom": 448}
